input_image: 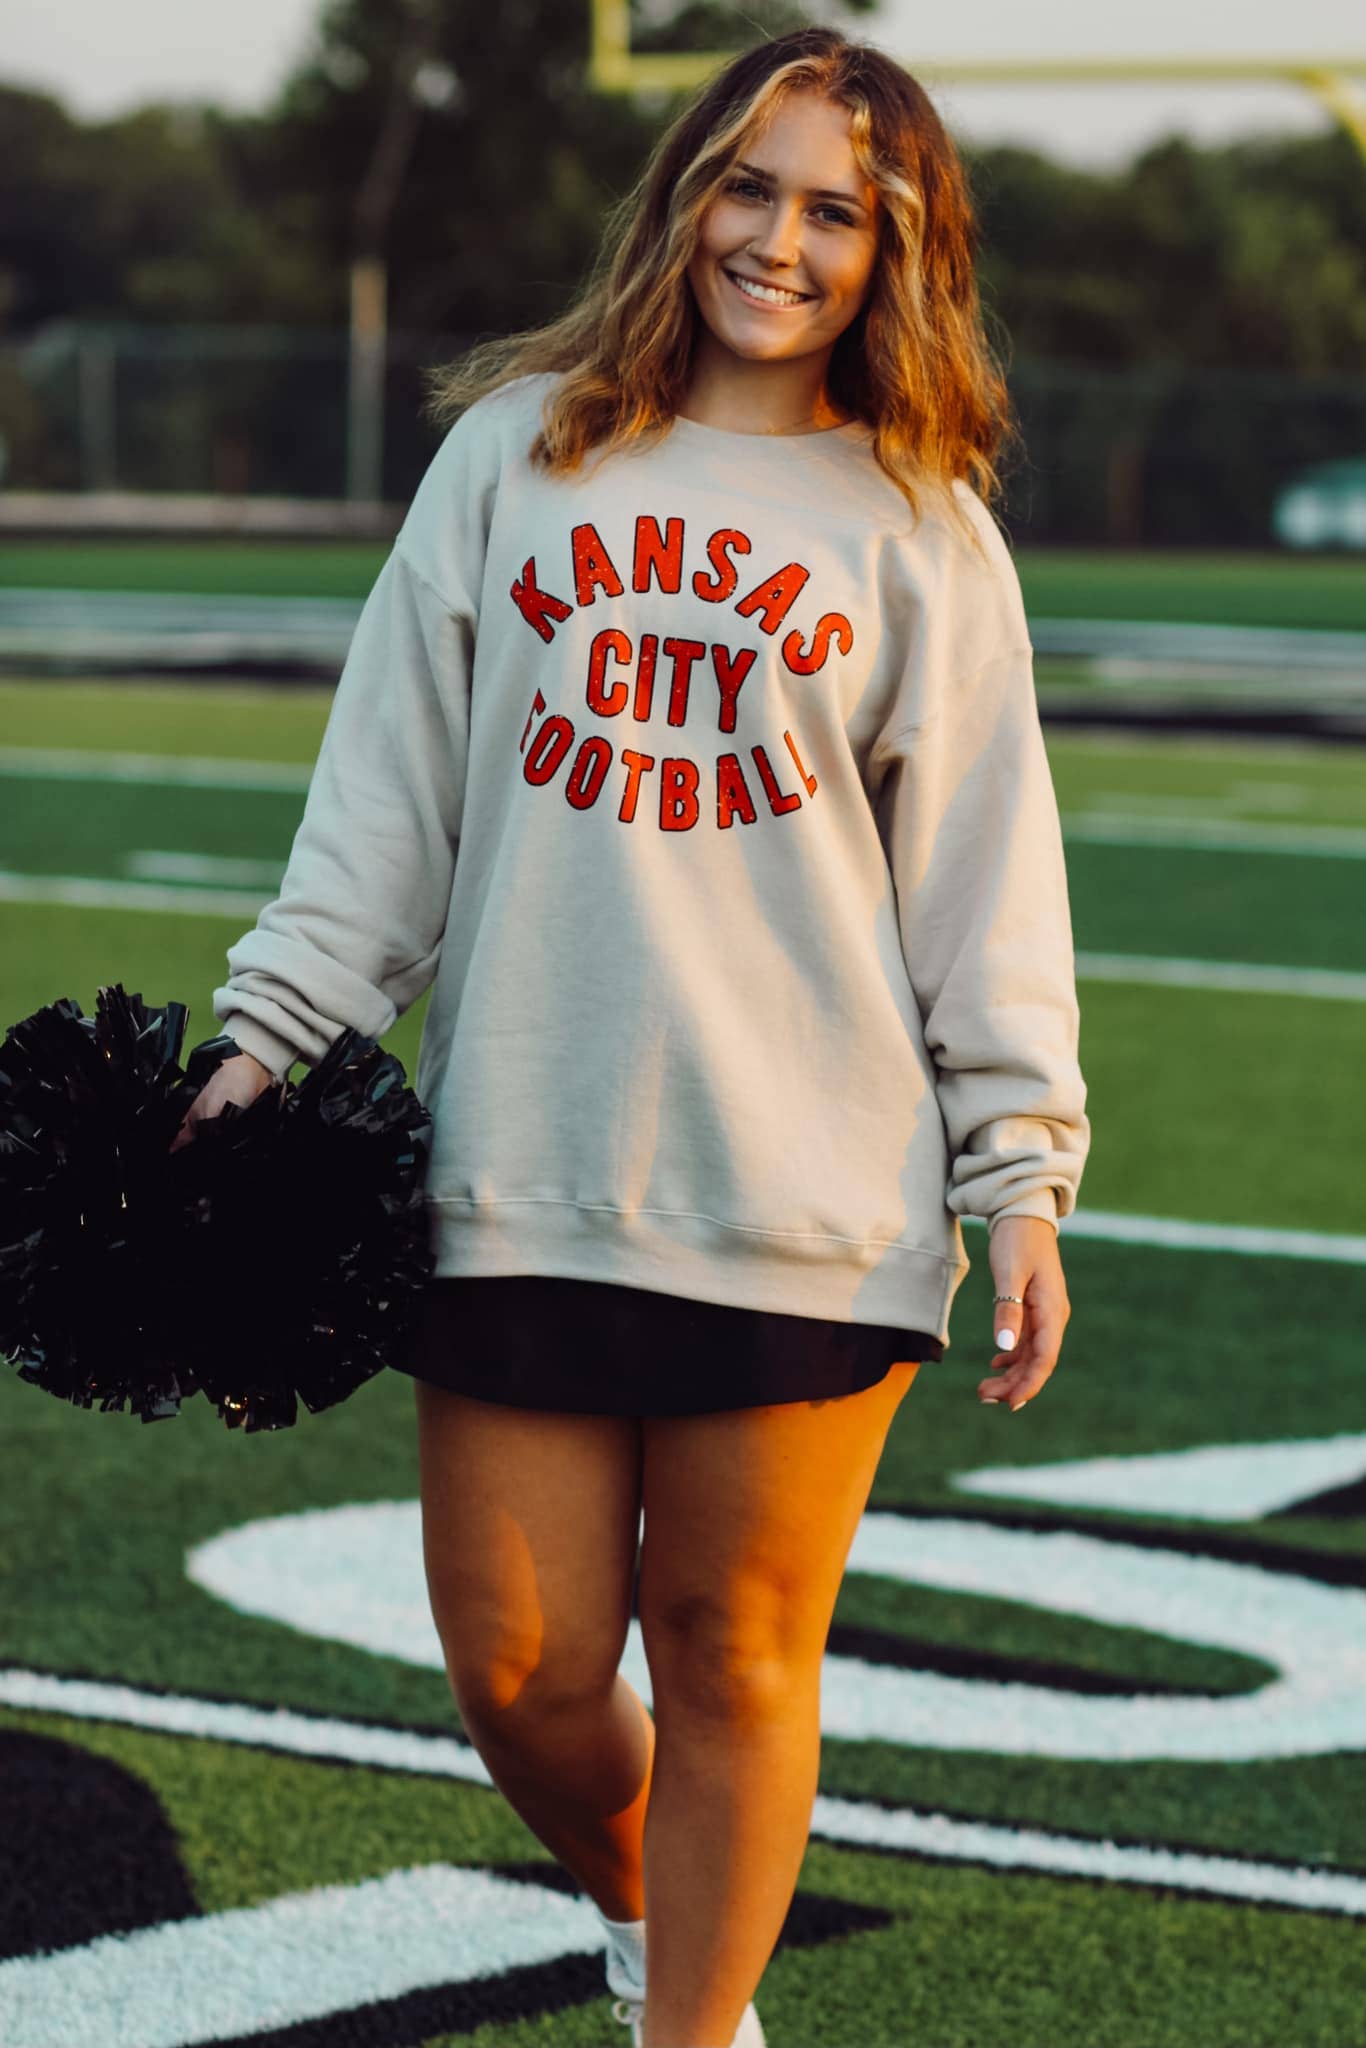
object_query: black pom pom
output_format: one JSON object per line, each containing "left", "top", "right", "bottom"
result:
{"left": 0, "top": 985, "right": 435, "bottom": 1431}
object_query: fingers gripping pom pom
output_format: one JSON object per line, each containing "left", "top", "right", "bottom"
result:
{"left": 0, "top": 984, "right": 435, "bottom": 1431}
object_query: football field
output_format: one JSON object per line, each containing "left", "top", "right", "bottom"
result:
{"left": 1, "top": 545, "right": 1365, "bottom": 2046}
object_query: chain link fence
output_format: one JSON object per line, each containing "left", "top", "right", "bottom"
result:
{"left": 1, "top": 321, "right": 1364, "bottom": 548}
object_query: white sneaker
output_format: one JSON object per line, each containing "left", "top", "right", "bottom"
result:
{"left": 730, "top": 2000, "right": 768, "bottom": 2047}
{"left": 608, "top": 1989, "right": 645, "bottom": 2047}
{"left": 604, "top": 1926, "right": 647, "bottom": 2046}
{"left": 600, "top": 1909, "right": 766, "bottom": 2048}
{"left": 608, "top": 1989, "right": 766, "bottom": 2048}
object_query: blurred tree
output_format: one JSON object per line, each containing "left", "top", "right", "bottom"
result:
{"left": 0, "top": 85, "right": 333, "bottom": 327}
{"left": 0, "top": 8, "right": 1361, "bottom": 373}
{"left": 244, "top": 0, "right": 872, "bottom": 336}
{"left": 967, "top": 128, "right": 1366, "bottom": 375}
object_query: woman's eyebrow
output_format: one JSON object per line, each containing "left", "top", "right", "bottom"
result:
{"left": 734, "top": 160, "right": 869, "bottom": 209}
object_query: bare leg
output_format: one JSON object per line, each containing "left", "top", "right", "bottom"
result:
{"left": 637, "top": 1361, "right": 922, "bottom": 2048}
{"left": 413, "top": 1378, "right": 652, "bottom": 1919}
{"left": 458, "top": 1670, "right": 655, "bottom": 1922}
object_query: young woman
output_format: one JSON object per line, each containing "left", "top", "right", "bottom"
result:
{"left": 180, "top": 25, "right": 1089, "bottom": 2048}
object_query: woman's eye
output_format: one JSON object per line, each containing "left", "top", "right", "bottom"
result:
{"left": 727, "top": 177, "right": 851, "bottom": 226}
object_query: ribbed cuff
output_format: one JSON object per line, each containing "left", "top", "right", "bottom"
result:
{"left": 217, "top": 1012, "right": 298, "bottom": 1082}
{"left": 987, "top": 1190, "right": 1059, "bottom": 1233}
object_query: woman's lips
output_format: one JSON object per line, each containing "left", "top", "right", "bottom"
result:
{"left": 722, "top": 265, "right": 815, "bottom": 310}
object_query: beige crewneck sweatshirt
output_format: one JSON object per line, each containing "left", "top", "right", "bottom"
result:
{"left": 213, "top": 370, "right": 1090, "bottom": 1349}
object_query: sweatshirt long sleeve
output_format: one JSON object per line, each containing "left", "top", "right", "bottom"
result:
{"left": 213, "top": 370, "right": 1090, "bottom": 1354}
{"left": 213, "top": 550, "right": 471, "bottom": 1079}
{"left": 872, "top": 644, "right": 1089, "bottom": 1238}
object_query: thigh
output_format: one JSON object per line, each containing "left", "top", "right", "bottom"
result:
{"left": 413, "top": 1379, "right": 644, "bottom": 1704}
{"left": 637, "top": 1360, "right": 920, "bottom": 1676}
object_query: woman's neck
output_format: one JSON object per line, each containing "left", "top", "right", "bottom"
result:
{"left": 678, "top": 353, "right": 850, "bottom": 437}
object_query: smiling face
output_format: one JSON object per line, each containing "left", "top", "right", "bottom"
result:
{"left": 687, "top": 90, "right": 881, "bottom": 377}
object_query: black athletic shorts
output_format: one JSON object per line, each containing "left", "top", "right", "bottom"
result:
{"left": 387, "top": 1271, "right": 943, "bottom": 1416}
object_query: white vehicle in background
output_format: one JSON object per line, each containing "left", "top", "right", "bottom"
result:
{"left": 1272, "top": 457, "right": 1366, "bottom": 550}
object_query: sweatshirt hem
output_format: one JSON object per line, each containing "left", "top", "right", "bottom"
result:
{"left": 426, "top": 1194, "right": 969, "bottom": 1348}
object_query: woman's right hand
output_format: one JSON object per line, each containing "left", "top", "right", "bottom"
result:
{"left": 170, "top": 1050, "right": 280, "bottom": 1153}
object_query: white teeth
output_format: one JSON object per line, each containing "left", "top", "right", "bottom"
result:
{"left": 727, "top": 270, "right": 808, "bottom": 307}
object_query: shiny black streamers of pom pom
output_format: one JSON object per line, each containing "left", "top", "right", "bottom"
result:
{"left": 0, "top": 985, "right": 435, "bottom": 1431}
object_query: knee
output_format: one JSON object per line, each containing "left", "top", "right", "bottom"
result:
{"left": 431, "top": 1581, "right": 626, "bottom": 1726}
{"left": 446, "top": 1626, "right": 626, "bottom": 1726}
{"left": 639, "top": 1589, "right": 813, "bottom": 1724}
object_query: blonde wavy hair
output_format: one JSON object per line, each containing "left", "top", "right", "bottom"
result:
{"left": 422, "top": 24, "right": 1023, "bottom": 555}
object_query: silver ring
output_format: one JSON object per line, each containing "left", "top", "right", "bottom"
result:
{"left": 993, "top": 1293, "right": 1024, "bottom": 1305}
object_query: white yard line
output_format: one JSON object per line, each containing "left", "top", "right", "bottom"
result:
{"left": 1, "top": 1665, "right": 1362, "bottom": 1920}
{"left": 1063, "top": 812, "right": 1366, "bottom": 856}
{"left": 124, "top": 851, "right": 286, "bottom": 886}
{"left": 1046, "top": 727, "right": 1366, "bottom": 761}
{"left": 0, "top": 869, "right": 274, "bottom": 919}
{"left": 3, "top": 748, "right": 1365, "bottom": 854}
{"left": 0, "top": 1860, "right": 601, "bottom": 2048}
{"left": 5, "top": 869, "right": 1362, "bottom": 1008}
{"left": 0, "top": 744, "right": 311, "bottom": 790}
{"left": 1045, "top": 1208, "right": 1366, "bottom": 1266}
{"left": 1073, "top": 951, "right": 1366, "bottom": 1002}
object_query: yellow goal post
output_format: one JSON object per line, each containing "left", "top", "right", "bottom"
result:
{"left": 586, "top": 0, "right": 1366, "bottom": 163}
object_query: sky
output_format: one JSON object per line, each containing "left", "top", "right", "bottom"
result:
{"left": 4, "top": 0, "right": 1361, "bottom": 169}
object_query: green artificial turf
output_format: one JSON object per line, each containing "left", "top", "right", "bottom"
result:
{"left": 0, "top": 539, "right": 388, "bottom": 598}
{"left": 5, "top": 538, "right": 1366, "bottom": 633}
{"left": 2, "top": 662, "right": 1363, "bottom": 2047}
{"left": 0, "top": 676, "right": 334, "bottom": 761}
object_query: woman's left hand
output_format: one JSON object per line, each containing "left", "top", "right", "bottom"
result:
{"left": 977, "top": 1214, "right": 1071, "bottom": 1413}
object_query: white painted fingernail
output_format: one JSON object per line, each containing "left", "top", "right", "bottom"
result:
{"left": 995, "top": 1328, "right": 1015, "bottom": 1349}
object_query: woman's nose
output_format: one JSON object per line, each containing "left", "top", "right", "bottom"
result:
{"left": 746, "top": 208, "right": 804, "bottom": 267}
